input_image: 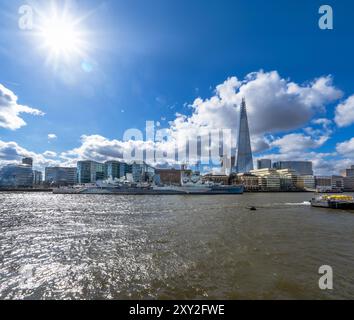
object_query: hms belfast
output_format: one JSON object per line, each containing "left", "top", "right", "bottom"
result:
{"left": 53, "top": 173, "right": 244, "bottom": 195}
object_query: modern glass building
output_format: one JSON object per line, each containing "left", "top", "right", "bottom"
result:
{"left": 33, "top": 170, "right": 43, "bottom": 185}
{"left": 45, "top": 167, "right": 77, "bottom": 186}
{"left": 22, "top": 157, "right": 33, "bottom": 167}
{"left": 273, "top": 161, "right": 313, "bottom": 176}
{"left": 104, "top": 161, "right": 132, "bottom": 180}
{"left": 131, "top": 161, "right": 155, "bottom": 183}
{"left": 236, "top": 98, "right": 254, "bottom": 173}
{"left": 77, "top": 161, "right": 105, "bottom": 184}
{"left": 341, "top": 165, "right": 354, "bottom": 177}
{"left": 257, "top": 159, "right": 272, "bottom": 170}
{"left": 0, "top": 164, "right": 34, "bottom": 188}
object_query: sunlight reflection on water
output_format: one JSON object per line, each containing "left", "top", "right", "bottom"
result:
{"left": 0, "top": 192, "right": 353, "bottom": 300}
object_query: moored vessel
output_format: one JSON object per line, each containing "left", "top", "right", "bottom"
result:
{"left": 53, "top": 173, "right": 244, "bottom": 195}
{"left": 311, "top": 195, "right": 354, "bottom": 210}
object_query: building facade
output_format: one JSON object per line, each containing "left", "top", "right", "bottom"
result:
{"left": 77, "top": 161, "right": 105, "bottom": 184}
{"left": 250, "top": 168, "right": 281, "bottom": 191}
{"left": 344, "top": 177, "right": 354, "bottom": 191}
{"left": 277, "top": 169, "right": 298, "bottom": 191}
{"left": 273, "top": 161, "right": 313, "bottom": 176}
{"left": 315, "top": 176, "right": 344, "bottom": 192}
{"left": 45, "top": 167, "right": 77, "bottom": 186}
{"left": 22, "top": 157, "right": 33, "bottom": 167}
{"left": 257, "top": 159, "right": 272, "bottom": 170}
{"left": 296, "top": 175, "right": 316, "bottom": 190}
{"left": 341, "top": 165, "right": 354, "bottom": 177}
{"left": 105, "top": 161, "right": 122, "bottom": 180}
{"left": 130, "top": 161, "right": 155, "bottom": 183}
{"left": 203, "top": 174, "right": 230, "bottom": 186}
{"left": 156, "top": 169, "right": 183, "bottom": 185}
{"left": 0, "top": 164, "right": 34, "bottom": 188}
{"left": 231, "top": 173, "right": 260, "bottom": 191}
{"left": 33, "top": 170, "right": 43, "bottom": 186}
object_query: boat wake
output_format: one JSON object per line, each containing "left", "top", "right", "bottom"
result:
{"left": 285, "top": 201, "right": 311, "bottom": 206}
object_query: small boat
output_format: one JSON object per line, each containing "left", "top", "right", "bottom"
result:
{"left": 311, "top": 195, "right": 354, "bottom": 210}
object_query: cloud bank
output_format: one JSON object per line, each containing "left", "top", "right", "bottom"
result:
{"left": 1, "top": 70, "right": 353, "bottom": 175}
{"left": 0, "top": 83, "right": 44, "bottom": 130}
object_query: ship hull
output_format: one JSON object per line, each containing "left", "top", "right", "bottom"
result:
{"left": 311, "top": 200, "right": 354, "bottom": 209}
{"left": 53, "top": 185, "right": 244, "bottom": 195}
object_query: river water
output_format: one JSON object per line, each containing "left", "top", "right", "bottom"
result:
{"left": 0, "top": 192, "right": 353, "bottom": 300}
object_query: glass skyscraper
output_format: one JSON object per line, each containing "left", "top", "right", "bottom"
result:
{"left": 236, "top": 98, "right": 254, "bottom": 173}
{"left": 0, "top": 164, "right": 34, "bottom": 188}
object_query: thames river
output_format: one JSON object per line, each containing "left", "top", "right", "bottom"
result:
{"left": 0, "top": 192, "right": 353, "bottom": 300}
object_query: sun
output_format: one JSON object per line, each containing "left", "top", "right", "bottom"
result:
{"left": 33, "top": 4, "right": 90, "bottom": 68}
{"left": 40, "top": 17, "right": 81, "bottom": 56}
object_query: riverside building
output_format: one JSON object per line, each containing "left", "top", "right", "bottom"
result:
{"left": 45, "top": 167, "right": 77, "bottom": 186}
{"left": 77, "top": 161, "right": 105, "bottom": 184}
{"left": 257, "top": 159, "right": 272, "bottom": 170}
{"left": 104, "top": 161, "right": 132, "bottom": 180}
{"left": 341, "top": 165, "right": 354, "bottom": 177}
{"left": 0, "top": 163, "right": 34, "bottom": 188}
{"left": 273, "top": 161, "right": 313, "bottom": 176}
{"left": 250, "top": 168, "right": 281, "bottom": 191}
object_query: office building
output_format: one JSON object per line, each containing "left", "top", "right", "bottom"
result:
{"left": 105, "top": 161, "right": 132, "bottom": 180}
{"left": 33, "top": 170, "right": 43, "bottom": 185}
{"left": 45, "top": 167, "right": 77, "bottom": 186}
{"left": 231, "top": 173, "right": 260, "bottom": 192}
{"left": 315, "top": 176, "right": 333, "bottom": 192}
{"left": 331, "top": 175, "right": 344, "bottom": 191}
{"left": 77, "top": 161, "right": 105, "bottom": 184}
{"left": 131, "top": 161, "right": 155, "bottom": 183}
{"left": 344, "top": 177, "right": 354, "bottom": 191}
{"left": 315, "top": 176, "right": 344, "bottom": 192}
{"left": 257, "top": 159, "right": 272, "bottom": 170}
{"left": 296, "top": 175, "right": 316, "bottom": 190}
{"left": 156, "top": 168, "right": 183, "bottom": 185}
{"left": 277, "top": 169, "right": 298, "bottom": 191}
{"left": 250, "top": 168, "right": 281, "bottom": 191}
{"left": 341, "top": 165, "right": 354, "bottom": 177}
{"left": 105, "top": 161, "right": 122, "bottom": 180}
{"left": 273, "top": 161, "right": 313, "bottom": 176}
{"left": 22, "top": 157, "right": 33, "bottom": 168}
{"left": 0, "top": 164, "right": 33, "bottom": 188}
{"left": 236, "top": 98, "right": 254, "bottom": 173}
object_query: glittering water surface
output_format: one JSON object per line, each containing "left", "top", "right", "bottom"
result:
{"left": 0, "top": 192, "right": 354, "bottom": 300}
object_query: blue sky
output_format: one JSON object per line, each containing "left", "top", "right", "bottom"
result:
{"left": 0, "top": 0, "right": 354, "bottom": 174}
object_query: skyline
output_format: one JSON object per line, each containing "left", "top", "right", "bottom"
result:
{"left": 1, "top": 0, "right": 354, "bottom": 175}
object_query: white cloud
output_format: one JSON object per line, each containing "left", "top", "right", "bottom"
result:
{"left": 169, "top": 71, "right": 341, "bottom": 143}
{"left": 58, "top": 71, "right": 343, "bottom": 168}
{"left": 1, "top": 71, "right": 348, "bottom": 175}
{"left": 43, "top": 151, "right": 57, "bottom": 158}
{"left": 48, "top": 134, "right": 57, "bottom": 140}
{"left": 270, "top": 133, "right": 329, "bottom": 154}
{"left": 336, "top": 138, "right": 354, "bottom": 157}
{"left": 0, "top": 140, "right": 59, "bottom": 170}
{"left": 335, "top": 95, "right": 354, "bottom": 127}
{"left": 0, "top": 83, "right": 44, "bottom": 130}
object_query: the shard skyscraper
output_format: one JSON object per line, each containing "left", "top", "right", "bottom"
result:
{"left": 236, "top": 98, "right": 254, "bottom": 173}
